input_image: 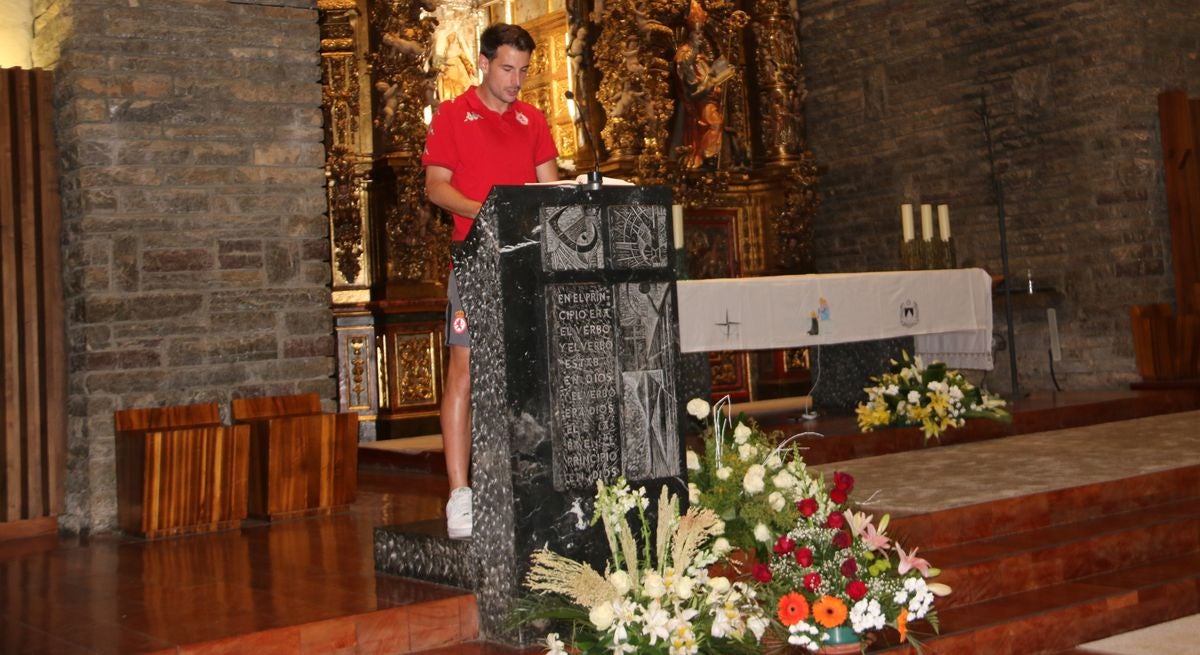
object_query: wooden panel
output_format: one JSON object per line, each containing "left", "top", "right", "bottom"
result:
{"left": 1158, "top": 91, "right": 1200, "bottom": 315}
{"left": 0, "top": 67, "right": 66, "bottom": 533}
{"left": 231, "top": 393, "right": 321, "bottom": 421}
{"left": 1136, "top": 91, "right": 1200, "bottom": 381}
{"left": 114, "top": 403, "right": 221, "bottom": 432}
{"left": 116, "top": 405, "right": 249, "bottom": 539}
{"left": 236, "top": 399, "right": 358, "bottom": 520}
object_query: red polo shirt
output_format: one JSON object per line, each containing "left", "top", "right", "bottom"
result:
{"left": 422, "top": 87, "right": 559, "bottom": 242}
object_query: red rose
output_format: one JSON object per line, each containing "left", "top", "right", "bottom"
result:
{"left": 840, "top": 558, "right": 858, "bottom": 577}
{"left": 834, "top": 471, "right": 855, "bottom": 492}
{"left": 827, "top": 512, "right": 846, "bottom": 529}
{"left": 752, "top": 563, "right": 773, "bottom": 583}
{"left": 774, "top": 535, "right": 796, "bottom": 555}
{"left": 798, "top": 498, "right": 818, "bottom": 517}
{"left": 803, "top": 572, "right": 822, "bottom": 591}
{"left": 846, "top": 579, "right": 868, "bottom": 600}
{"left": 830, "top": 487, "right": 848, "bottom": 504}
{"left": 795, "top": 547, "right": 814, "bottom": 567}
{"left": 832, "top": 531, "right": 852, "bottom": 549}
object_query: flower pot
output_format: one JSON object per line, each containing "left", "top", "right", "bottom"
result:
{"left": 816, "top": 626, "right": 861, "bottom": 654}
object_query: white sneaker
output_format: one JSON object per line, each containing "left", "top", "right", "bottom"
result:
{"left": 446, "top": 487, "right": 472, "bottom": 539}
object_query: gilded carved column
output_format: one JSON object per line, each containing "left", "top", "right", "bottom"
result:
{"left": 320, "top": 0, "right": 373, "bottom": 299}
{"left": 370, "top": 0, "right": 449, "bottom": 287}
{"left": 320, "top": 0, "right": 380, "bottom": 427}
{"left": 749, "top": 0, "right": 804, "bottom": 163}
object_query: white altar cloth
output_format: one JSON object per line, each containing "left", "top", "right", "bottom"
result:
{"left": 676, "top": 268, "right": 994, "bottom": 369}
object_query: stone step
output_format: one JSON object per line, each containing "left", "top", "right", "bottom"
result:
{"left": 879, "top": 551, "right": 1200, "bottom": 654}
{"left": 758, "top": 389, "right": 1200, "bottom": 466}
{"left": 926, "top": 496, "right": 1200, "bottom": 610}
{"left": 887, "top": 464, "right": 1200, "bottom": 551}
{"left": 144, "top": 577, "right": 479, "bottom": 655}
{"left": 409, "top": 642, "right": 541, "bottom": 655}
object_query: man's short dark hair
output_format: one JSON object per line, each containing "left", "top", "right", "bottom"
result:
{"left": 479, "top": 23, "right": 536, "bottom": 60}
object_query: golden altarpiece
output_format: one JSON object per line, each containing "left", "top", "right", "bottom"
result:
{"left": 318, "top": 0, "right": 819, "bottom": 438}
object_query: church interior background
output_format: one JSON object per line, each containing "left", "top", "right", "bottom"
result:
{"left": 1, "top": 1, "right": 1200, "bottom": 652}
{"left": 0, "top": 0, "right": 1195, "bottom": 580}
{"left": 321, "top": 0, "right": 824, "bottom": 441}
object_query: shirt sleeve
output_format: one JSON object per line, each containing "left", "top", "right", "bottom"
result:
{"left": 422, "top": 102, "right": 457, "bottom": 171}
{"left": 532, "top": 110, "right": 559, "bottom": 166}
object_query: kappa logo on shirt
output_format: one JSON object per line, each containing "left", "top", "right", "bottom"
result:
{"left": 515, "top": 111, "right": 529, "bottom": 125}
{"left": 465, "top": 112, "right": 482, "bottom": 122}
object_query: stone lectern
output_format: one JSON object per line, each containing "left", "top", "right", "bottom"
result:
{"left": 374, "top": 184, "right": 687, "bottom": 639}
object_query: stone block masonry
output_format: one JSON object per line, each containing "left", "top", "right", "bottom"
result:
{"left": 34, "top": 0, "right": 332, "bottom": 533}
{"left": 798, "top": 0, "right": 1200, "bottom": 393}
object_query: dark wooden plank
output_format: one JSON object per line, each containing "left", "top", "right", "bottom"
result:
{"left": 14, "top": 68, "right": 44, "bottom": 520}
{"left": 1158, "top": 91, "right": 1200, "bottom": 315}
{"left": 1, "top": 69, "right": 23, "bottom": 522}
{"left": 114, "top": 403, "right": 221, "bottom": 432}
{"left": 231, "top": 393, "right": 322, "bottom": 421}
{"left": 34, "top": 68, "right": 66, "bottom": 518}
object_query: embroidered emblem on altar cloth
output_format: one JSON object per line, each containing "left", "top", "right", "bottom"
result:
{"left": 900, "top": 299, "right": 919, "bottom": 327}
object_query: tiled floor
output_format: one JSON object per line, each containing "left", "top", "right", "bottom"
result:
{"left": 0, "top": 472, "right": 466, "bottom": 654}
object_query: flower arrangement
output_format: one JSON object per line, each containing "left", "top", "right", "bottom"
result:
{"left": 684, "top": 395, "right": 951, "bottom": 651}
{"left": 855, "top": 350, "right": 1010, "bottom": 441}
{"left": 684, "top": 398, "right": 825, "bottom": 560}
{"left": 751, "top": 470, "right": 951, "bottom": 652}
{"left": 521, "top": 477, "right": 768, "bottom": 655}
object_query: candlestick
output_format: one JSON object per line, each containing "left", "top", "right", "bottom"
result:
{"left": 937, "top": 204, "right": 950, "bottom": 240}
{"left": 901, "top": 204, "right": 914, "bottom": 242}
{"left": 920, "top": 204, "right": 934, "bottom": 241}
{"left": 672, "top": 204, "right": 684, "bottom": 250}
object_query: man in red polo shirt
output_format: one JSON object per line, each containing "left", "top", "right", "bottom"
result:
{"left": 423, "top": 23, "right": 559, "bottom": 539}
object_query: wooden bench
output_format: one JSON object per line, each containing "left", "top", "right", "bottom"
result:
{"left": 231, "top": 394, "right": 358, "bottom": 520}
{"left": 115, "top": 403, "right": 250, "bottom": 539}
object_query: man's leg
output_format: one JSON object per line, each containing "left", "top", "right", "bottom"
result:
{"left": 442, "top": 344, "right": 471, "bottom": 492}
{"left": 442, "top": 272, "right": 473, "bottom": 538}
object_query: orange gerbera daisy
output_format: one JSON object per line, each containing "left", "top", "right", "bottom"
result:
{"left": 777, "top": 592, "right": 810, "bottom": 626}
{"left": 812, "top": 595, "right": 849, "bottom": 629}
{"left": 897, "top": 607, "right": 909, "bottom": 643}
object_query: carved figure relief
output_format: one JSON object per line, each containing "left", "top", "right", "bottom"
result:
{"left": 673, "top": 0, "right": 734, "bottom": 169}
{"left": 541, "top": 205, "right": 605, "bottom": 271}
{"left": 608, "top": 204, "right": 668, "bottom": 269}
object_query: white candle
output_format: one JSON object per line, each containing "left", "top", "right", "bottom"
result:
{"left": 672, "top": 204, "right": 684, "bottom": 249}
{"left": 901, "top": 204, "right": 914, "bottom": 242}
{"left": 937, "top": 204, "right": 951, "bottom": 240}
{"left": 920, "top": 204, "right": 934, "bottom": 242}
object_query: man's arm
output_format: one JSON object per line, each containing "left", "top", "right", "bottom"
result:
{"left": 426, "top": 165, "right": 483, "bottom": 219}
{"left": 535, "top": 158, "right": 559, "bottom": 183}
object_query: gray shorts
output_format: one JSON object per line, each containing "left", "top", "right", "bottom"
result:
{"left": 445, "top": 273, "right": 470, "bottom": 347}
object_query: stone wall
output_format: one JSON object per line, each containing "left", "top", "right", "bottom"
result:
{"left": 798, "top": 0, "right": 1200, "bottom": 393}
{"left": 33, "top": 0, "right": 331, "bottom": 533}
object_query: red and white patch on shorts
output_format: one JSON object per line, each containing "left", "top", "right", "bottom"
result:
{"left": 451, "top": 310, "right": 468, "bottom": 334}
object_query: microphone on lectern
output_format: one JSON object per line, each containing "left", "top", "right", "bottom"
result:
{"left": 564, "top": 90, "right": 603, "bottom": 190}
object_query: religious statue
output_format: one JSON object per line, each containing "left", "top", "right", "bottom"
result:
{"left": 673, "top": 0, "right": 735, "bottom": 169}
{"left": 435, "top": 31, "right": 476, "bottom": 102}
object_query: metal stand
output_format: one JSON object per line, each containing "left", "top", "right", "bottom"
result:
{"left": 979, "top": 92, "right": 1020, "bottom": 397}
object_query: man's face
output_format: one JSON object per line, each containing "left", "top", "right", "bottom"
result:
{"left": 478, "top": 44, "right": 531, "bottom": 108}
